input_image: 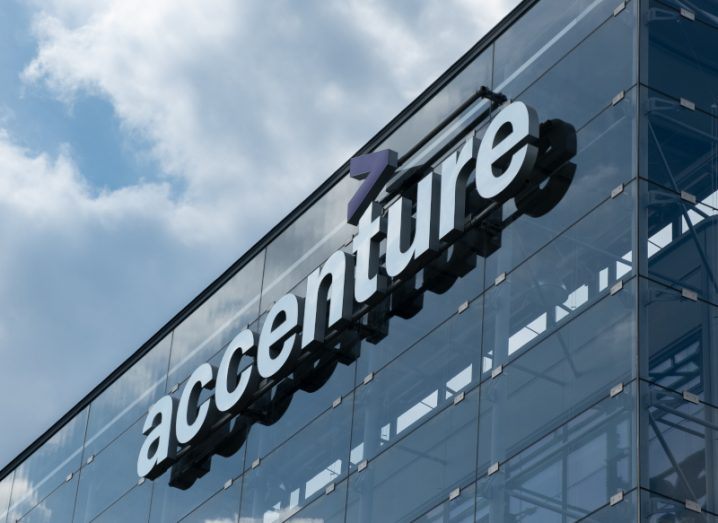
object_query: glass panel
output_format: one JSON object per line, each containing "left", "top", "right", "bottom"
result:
{"left": 505, "top": 0, "right": 635, "bottom": 129}
{"left": 283, "top": 480, "right": 346, "bottom": 523}
{"left": 345, "top": 389, "right": 479, "bottom": 523}
{"left": 0, "top": 472, "right": 12, "bottom": 523}
{"left": 84, "top": 335, "right": 171, "bottom": 457}
{"left": 640, "top": 180, "right": 718, "bottom": 306}
{"left": 476, "top": 383, "right": 636, "bottom": 521}
{"left": 641, "top": 88, "right": 718, "bottom": 211}
{"left": 644, "top": 0, "right": 718, "bottom": 114}
{"left": 657, "top": 0, "right": 718, "bottom": 30}
{"left": 239, "top": 397, "right": 352, "bottom": 523}
{"left": 640, "top": 278, "right": 718, "bottom": 406}
{"left": 413, "top": 482, "right": 475, "bottom": 523}
{"left": 245, "top": 360, "right": 355, "bottom": 470}
{"left": 581, "top": 489, "right": 637, "bottom": 522}
{"left": 73, "top": 419, "right": 144, "bottom": 523}
{"left": 641, "top": 489, "right": 718, "bottom": 522}
{"left": 350, "top": 300, "right": 482, "bottom": 468}
{"left": 377, "top": 49, "right": 492, "bottom": 158}
{"left": 149, "top": 434, "right": 245, "bottom": 523}
{"left": 479, "top": 279, "right": 635, "bottom": 469}
{"left": 486, "top": 86, "right": 636, "bottom": 284}
{"left": 180, "top": 481, "right": 240, "bottom": 523}
{"left": 260, "top": 177, "right": 355, "bottom": 314}
{"left": 17, "top": 475, "right": 78, "bottom": 523}
{"left": 483, "top": 185, "right": 636, "bottom": 372}
{"left": 641, "top": 381, "right": 718, "bottom": 514}
{"left": 8, "top": 409, "right": 87, "bottom": 522}
{"left": 168, "top": 251, "right": 265, "bottom": 388}
{"left": 494, "top": 0, "right": 622, "bottom": 95}
{"left": 90, "top": 482, "right": 151, "bottom": 523}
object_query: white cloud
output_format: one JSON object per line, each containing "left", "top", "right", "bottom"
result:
{"left": 0, "top": 0, "right": 519, "bottom": 467}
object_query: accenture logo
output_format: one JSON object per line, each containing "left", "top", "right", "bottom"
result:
{"left": 137, "top": 98, "right": 576, "bottom": 488}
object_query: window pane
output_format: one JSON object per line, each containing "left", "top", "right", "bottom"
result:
{"left": 350, "top": 301, "right": 481, "bottom": 469}
{"left": 239, "top": 397, "right": 352, "bottom": 523}
{"left": 284, "top": 480, "right": 346, "bottom": 523}
{"left": 581, "top": 489, "right": 637, "bottom": 522}
{"left": 641, "top": 489, "right": 718, "bottom": 522}
{"left": 641, "top": 381, "right": 718, "bottom": 514}
{"left": 73, "top": 419, "right": 144, "bottom": 523}
{"left": 345, "top": 389, "right": 479, "bottom": 523}
{"left": 483, "top": 185, "right": 636, "bottom": 372}
{"left": 486, "top": 86, "right": 636, "bottom": 284}
{"left": 91, "top": 482, "right": 151, "bottom": 523}
{"left": 168, "top": 251, "right": 265, "bottom": 388}
{"left": 640, "top": 180, "right": 718, "bottom": 306}
{"left": 656, "top": 0, "right": 718, "bottom": 31}
{"left": 84, "top": 335, "right": 170, "bottom": 457}
{"left": 641, "top": 88, "right": 718, "bottom": 211}
{"left": 643, "top": 0, "right": 718, "bottom": 114}
{"left": 8, "top": 409, "right": 87, "bottom": 522}
{"left": 494, "top": 0, "right": 622, "bottom": 94}
{"left": 179, "top": 481, "right": 240, "bottom": 523}
{"left": 479, "top": 279, "right": 635, "bottom": 469}
{"left": 476, "top": 383, "right": 636, "bottom": 521}
{"left": 640, "top": 278, "right": 718, "bottom": 406}
{"left": 0, "top": 472, "right": 12, "bottom": 523}
{"left": 17, "top": 475, "right": 78, "bottom": 523}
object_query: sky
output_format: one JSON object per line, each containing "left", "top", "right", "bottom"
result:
{"left": 0, "top": 0, "right": 520, "bottom": 468}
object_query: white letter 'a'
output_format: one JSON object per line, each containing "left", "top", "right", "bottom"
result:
{"left": 137, "top": 395, "right": 177, "bottom": 479}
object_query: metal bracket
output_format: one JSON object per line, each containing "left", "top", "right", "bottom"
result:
{"left": 449, "top": 487, "right": 461, "bottom": 501}
{"left": 363, "top": 372, "right": 374, "bottom": 385}
{"left": 223, "top": 479, "right": 233, "bottom": 490}
{"left": 680, "top": 98, "right": 696, "bottom": 111}
{"left": 251, "top": 458, "right": 261, "bottom": 470}
{"left": 169, "top": 383, "right": 179, "bottom": 393}
{"left": 491, "top": 365, "right": 503, "bottom": 379}
{"left": 453, "top": 391, "right": 465, "bottom": 405}
{"left": 610, "top": 280, "right": 623, "bottom": 295}
{"left": 680, "top": 8, "right": 696, "bottom": 21}
{"left": 65, "top": 472, "right": 73, "bottom": 482}
{"left": 610, "top": 383, "right": 624, "bottom": 398}
{"left": 685, "top": 499, "right": 702, "bottom": 513}
{"left": 494, "top": 272, "right": 507, "bottom": 286}
{"left": 86, "top": 454, "right": 95, "bottom": 465}
{"left": 357, "top": 460, "right": 368, "bottom": 472}
{"left": 332, "top": 396, "right": 342, "bottom": 408}
{"left": 611, "top": 184, "right": 624, "bottom": 198}
{"left": 488, "top": 462, "right": 500, "bottom": 476}
{"left": 680, "top": 190, "right": 697, "bottom": 204}
{"left": 612, "top": 90, "right": 625, "bottom": 106}
{"left": 610, "top": 490, "right": 624, "bottom": 506}
{"left": 683, "top": 390, "right": 700, "bottom": 404}
{"left": 138, "top": 477, "right": 145, "bottom": 486}
{"left": 457, "top": 301, "right": 470, "bottom": 314}
{"left": 681, "top": 288, "right": 698, "bottom": 302}
{"left": 325, "top": 482, "right": 335, "bottom": 495}
{"left": 613, "top": 1, "right": 626, "bottom": 16}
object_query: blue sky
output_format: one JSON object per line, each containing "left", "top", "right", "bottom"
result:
{"left": 0, "top": 0, "right": 518, "bottom": 468}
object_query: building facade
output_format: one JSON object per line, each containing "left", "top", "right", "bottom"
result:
{"left": 1, "top": 0, "right": 717, "bottom": 520}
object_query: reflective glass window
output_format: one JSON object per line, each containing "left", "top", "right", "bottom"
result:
{"left": 168, "top": 251, "right": 265, "bottom": 388}
{"left": 179, "top": 481, "right": 240, "bottom": 523}
{"left": 656, "top": 0, "right": 718, "bottom": 31}
{"left": 73, "top": 419, "right": 144, "bottom": 523}
{"left": 486, "top": 87, "right": 636, "bottom": 284}
{"left": 377, "top": 49, "right": 492, "bottom": 158}
{"left": 90, "top": 482, "right": 151, "bottom": 523}
{"left": 581, "top": 489, "right": 637, "bottom": 522}
{"left": 479, "top": 280, "right": 635, "bottom": 469}
{"left": 84, "top": 334, "right": 170, "bottom": 457}
{"left": 640, "top": 180, "right": 718, "bottom": 306}
{"left": 640, "top": 278, "right": 718, "bottom": 406}
{"left": 643, "top": 0, "right": 718, "bottom": 114}
{"left": 494, "top": 0, "right": 623, "bottom": 95}
{"left": 0, "top": 472, "right": 12, "bottom": 523}
{"left": 244, "top": 360, "right": 355, "bottom": 469}
{"left": 483, "top": 186, "right": 635, "bottom": 372}
{"left": 149, "top": 432, "right": 245, "bottom": 523}
{"left": 413, "top": 482, "right": 475, "bottom": 523}
{"left": 260, "top": 177, "right": 355, "bottom": 314}
{"left": 8, "top": 409, "right": 87, "bottom": 522}
{"left": 476, "top": 384, "right": 636, "bottom": 521}
{"left": 345, "top": 389, "right": 479, "bottom": 523}
{"left": 284, "top": 480, "right": 346, "bottom": 523}
{"left": 239, "top": 397, "right": 352, "bottom": 523}
{"left": 351, "top": 301, "right": 481, "bottom": 468}
{"left": 641, "top": 381, "right": 718, "bottom": 514}
{"left": 17, "top": 475, "right": 78, "bottom": 523}
{"left": 641, "top": 88, "right": 718, "bottom": 211}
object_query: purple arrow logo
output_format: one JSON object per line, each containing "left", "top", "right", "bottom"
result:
{"left": 346, "top": 149, "right": 398, "bottom": 226}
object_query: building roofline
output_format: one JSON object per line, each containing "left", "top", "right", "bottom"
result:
{"left": 0, "top": 0, "right": 538, "bottom": 481}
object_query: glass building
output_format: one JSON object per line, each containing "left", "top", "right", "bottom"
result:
{"left": 2, "top": 0, "right": 718, "bottom": 520}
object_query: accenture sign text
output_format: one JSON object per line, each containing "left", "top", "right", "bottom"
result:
{"left": 137, "top": 100, "right": 576, "bottom": 488}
